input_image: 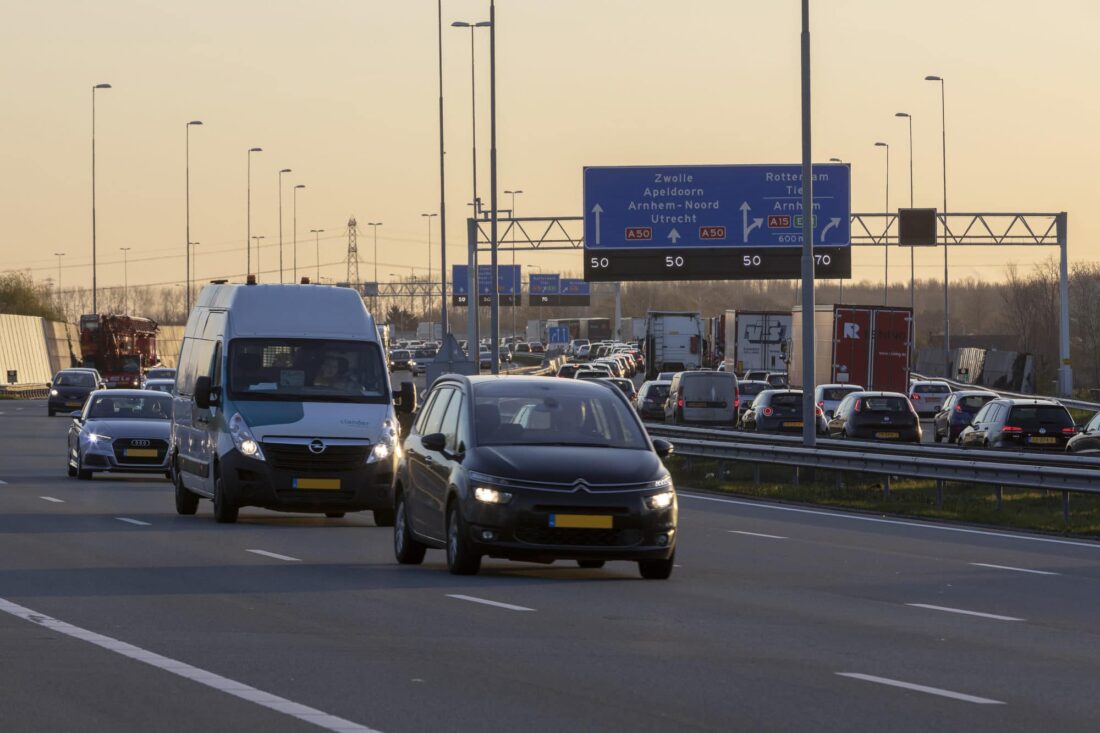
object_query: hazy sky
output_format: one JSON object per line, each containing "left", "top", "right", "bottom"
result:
{"left": 2, "top": 0, "right": 1097, "bottom": 295}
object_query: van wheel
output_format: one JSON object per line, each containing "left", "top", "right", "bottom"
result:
{"left": 577, "top": 560, "right": 605, "bottom": 569}
{"left": 174, "top": 464, "right": 199, "bottom": 516}
{"left": 325, "top": 512, "right": 346, "bottom": 519}
{"left": 446, "top": 504, "right": 481, "bottom": 575}
{"left": 213, "top": 473, "right": 239, "bottom": 524}
{"left": 373, "top": 507, "right": 395, "bottom": 527}
{"left": 393, "top": 494, "right": 426, "bottom": 565}
{"left": 638, "top": 553, "right": 675, "bottom": 580}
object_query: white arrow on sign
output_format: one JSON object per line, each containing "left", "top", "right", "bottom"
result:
{"left": 819, "top": 217, "right": 841, "bottom": 242}
{"left": 668, "top": 227, "right": 681, "bottom": 244}
{"left": 740, "top": 202, "right": 763, "bottom": 241}
{"left": 591, "top": 203, "right": 603, "bottom": 245}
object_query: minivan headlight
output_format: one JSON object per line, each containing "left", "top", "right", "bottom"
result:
{"left": 229, "top": 412, "right": 265, "bottom": 462}
{"left": 474, "top": 487, "right": 513, "bottom": 504}
{"left": 646, "top": 490, "right": 675, "bottom": 510}
{"left": 367, "top": 419, "right": 398, "bottom": 464}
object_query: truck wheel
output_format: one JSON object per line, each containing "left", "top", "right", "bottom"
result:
{"left": 213, "top": 472, "right": 238, "bottom": 524}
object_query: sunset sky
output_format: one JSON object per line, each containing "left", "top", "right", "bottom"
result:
{"left": 1, "top": 0, "right": 1097, "bottom": 296}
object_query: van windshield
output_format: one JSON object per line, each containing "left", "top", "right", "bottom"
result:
{"left": 228, "top": 339, "right": 387, "bottom": 403}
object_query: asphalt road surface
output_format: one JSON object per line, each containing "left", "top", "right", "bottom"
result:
{"left": 3, "top": 399, "right": 1100, "bottom": 732}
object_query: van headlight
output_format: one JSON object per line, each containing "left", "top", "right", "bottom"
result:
{"left": 367, "top": 419, "right": 398, "bottom": 464}
{"left": 229, "top": 412, "right": 265, "bottom": 461}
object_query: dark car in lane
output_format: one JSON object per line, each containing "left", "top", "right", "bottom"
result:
{"left": 932, "top": 390, "right": 997, "bottom": 443}
{"left": 1067, "top": 411, "right": 1100, "bottom": 454}
{"left": 392, "top": 376, "right": 678, "bottom": 579}
{"left": 48, "top": 369, "right": 100, "bottom": 416}
{"left": 635, "top": 380, "right": 672, "bottom": 421}
{"left": 599, "top": 377, "right": 637, "bottom": 403}
{"left": 735, "top": 380, "right": 770, "bottom": 426}
{"left": 67, "top": 390, "right": 173, "bottom": 480}
{"left": 958, "top": 398, "right": 1076, "bottom": 451}
{"left": 389, "top": 349, "right": 415, "bottom": 372}
{"left": 827, "top": 391, "right": 922, "bottom": 443}
{"left": 741, "top": 389, "right": 827, "bottom": 435}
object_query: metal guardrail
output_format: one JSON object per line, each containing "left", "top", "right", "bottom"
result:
{"left": 911, "top": 372, "right": 1100, "bottom": 413}
{"left": 0, "top": 384, "right": 49, "bottom": 400}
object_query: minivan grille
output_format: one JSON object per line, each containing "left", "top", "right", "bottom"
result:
{"left": 263, "top": 443, "right": 369, "bottom": 473}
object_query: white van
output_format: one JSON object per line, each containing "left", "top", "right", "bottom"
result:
{"left": 170, "top": 282, "right": 415, "bottom": 524}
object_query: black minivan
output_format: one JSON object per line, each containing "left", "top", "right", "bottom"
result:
{"left": 392, "top": 376, "right": 678, "bottom": 578}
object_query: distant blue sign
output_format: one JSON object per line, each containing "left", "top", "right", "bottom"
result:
{"left": 529, "top": 273, "right": 560, "bottom": 295}
{"left": 452, "top": 264, "right": 470, "bottom": 296}
{"left": 560, "top": 279, "right": 590, "bottom": 295}
{"left": 452, "top": 264, "right": 520, "bottom": 295}
{"left": 583, "top": 164, "right": 851, "bottom": 249}
{"left": 548, "top": 326, "right": 570, "bottom": 344}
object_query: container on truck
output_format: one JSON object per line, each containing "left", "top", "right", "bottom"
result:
{"left": 788, "top": 305, "right": 912, "bottom": 393}
{"left": 722, "top": 310, "right": 791, "bottom": 376}
{"left": 643, "top": 311, "right": 705, "bottom": 380}
{"left": 79, "top": 314, "right": 160, "bottom": 389}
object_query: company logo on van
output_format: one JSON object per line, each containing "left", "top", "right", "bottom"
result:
{"left": 308, "top": 439, "right": 327, "bottom": 455}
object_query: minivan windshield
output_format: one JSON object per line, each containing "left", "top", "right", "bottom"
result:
{"left": 229, "top": 339, "right": 387, "bottom": 403}
{"left": 473, "top": 380, "right": 648, "bottom": 449}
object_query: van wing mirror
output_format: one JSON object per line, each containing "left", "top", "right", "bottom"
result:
{"left": 394, "top": 381, "right": 417, "bottom": 414}
{"left": 194, "top": 375, "right": 212, "bottom": 410}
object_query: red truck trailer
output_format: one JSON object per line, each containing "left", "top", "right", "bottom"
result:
{"left": 789, "top": 305, "right": 912, "bottom": 393}
{"left": 79, "top": 314, "right": 160, "bottom": 388}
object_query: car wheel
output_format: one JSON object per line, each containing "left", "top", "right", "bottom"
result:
{"left": 67, "top": 461, "right": 77, "bottom": 478}
{"left": 393, "top": 494, "right": 426, "bottom": 565}
{"left": 325, "top": 512, "right": 346, "bottom": 519}
{"left": 76, "top": 451, "right": 92, "bottom": 481}
{"left": 638, "top": 553, "right": 675, "bottom": 580}
{"left": 577, "top": 560, "right": 605, "bottom": 569}
{"left": 174, "top": 463, "right": 199, "bottom": 516}
{"left": 373, "top": 507, "right": 395, "bottom": 527}
{"left": 933, "top": 429, "right": 942, "bottom": 443}
{"left": 48, "top": 408, "right": 55, "bottom": 417}
{"left": 446, "top": 503, "right": 481, "bottom": 576}
{"left": 212, "top": 471, "right": 239, "bottom": 524}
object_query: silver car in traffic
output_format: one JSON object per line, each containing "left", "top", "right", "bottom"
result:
{"left": 67, "top": 390, "right": 172, "bottom": 480}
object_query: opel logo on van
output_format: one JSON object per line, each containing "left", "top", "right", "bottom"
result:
{"left": 309, "top": 439, "right": 326, "bottom": 454}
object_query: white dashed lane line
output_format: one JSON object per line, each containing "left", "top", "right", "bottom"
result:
{"left": 115, "top": 517, "right": 151, "bottom": 527}
{"left": 906, "top": 603, "right": 1024, "bottom": 622}
{"left": 246, "top": 549, "right": 301, "bottom": 562}
{"left": 39, "top": 496, "right": 64, "bottom": 503}
{"left": 728, "top": 530, "right": 787, "bottom": 540}
{"left": 970, "top": 562, "right": 1060, "bottom": 576}
{"left": 446, "top": 594, "right": 535, "bottom": 612}
{"left": 836, "top": 673, "right": 1005, "bottom": 705}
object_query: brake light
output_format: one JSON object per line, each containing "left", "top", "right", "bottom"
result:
{"left": 853, "top": 399, "right": 862, "bottom": 413}
{"left": 1062, "top": 426, "right": 1077, "bottom": 435}
{"left": 815, "top": 406, "right": 824, "bottom": 417}
{"left": 1002, "top": 426, "right": 1023, "bottom": 433}
{"left": 677, "top": 397, "right": 684, "bottom": 408}
{"left": 954, "top": 403, "right": 963, "bottom": 412}
{"left": 735, "top": 397, "right": 740, "bottom": 408}
{"left": 762, "top": 407, "right": 774, "bottom": 417}
{"left": 910, "top": 393, "right": 921, "bottom": 400}
{"left": 817, "top": 401, "right": 825, "bottom": 408}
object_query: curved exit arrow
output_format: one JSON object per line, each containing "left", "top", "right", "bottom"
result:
{"left": 819, "top": 217, "right": 841, "bottom": 242}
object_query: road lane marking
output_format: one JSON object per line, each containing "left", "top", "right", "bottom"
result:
{"left": 970, "top": 562, "right": 1060, "bottom": 576}
{"left": 728, "top": 530, "right": 787, "bottom": 540}
{"left": 680, "top": 492, "right": 1100, "bottom": 550}
{"left": 906, "top": 603, "right": 1024, "bottom": 622}
{"left": 0, "top": 479, "right": 8, "bottom": 485}
{"left": 446, "top": 594, "right": 535, "bottom": 612}
{"left": 836, "top": 673, "right": 1004, "bottom": 705}
{"left": 39, "top": 496, "right": 64, "bottom": 503}
{"left": 115, "top": 517, "right": 151, "bottom": 527}
{"left": 0, "top": 596, "right": 382, "bottom": 732}
{"left": 246, "top": 549, "right": 301, "bottom": 562}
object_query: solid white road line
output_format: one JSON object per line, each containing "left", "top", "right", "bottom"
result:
{"left": 0, "top": 479, "right": 8, "bottom": 485}
{"left": 115, "top": 517, "right": 151, "bottom": 527}
{"left": 680, "top": 492, "right": 1100, "bottom": 550}
{"left": 906, "top": 603, "right": 1024, "bottom": 622}
{"left": 728, "top": 530, "right": 787, "bottom": 540}
{"left": 0, "top": 597, "right": 381, "bottom": 732}
{"left": 970, "top": 562, "right": 1060, "bottom": 576}
{"left": 39, "top": 496, "right": 64, "bottom": 503}
{"left": 836, "top": 673, "right": 1004, "bottom": 705}
{"left": 246, "top": 549, "right": 301, "bottom": 562}
{"left": 446, "top": 594, "right": 535, "bottom": 612}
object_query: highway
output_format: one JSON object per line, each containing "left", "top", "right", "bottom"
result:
{"left": 3, "top": 399, "right": 1100, "bottom": 732}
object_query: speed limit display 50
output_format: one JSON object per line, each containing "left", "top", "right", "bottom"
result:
{"left": 583, "top": 247, "right": 851, "bottom": 282}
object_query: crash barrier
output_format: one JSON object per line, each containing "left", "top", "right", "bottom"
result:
{"left": 0, "top": 384, "right": 50, "bottom": 400}
{"left": 911, "top": 372, "right": 1100, "bottom": 414}
{"left": 0, "top": 314, "right": 58, "bottom": 385}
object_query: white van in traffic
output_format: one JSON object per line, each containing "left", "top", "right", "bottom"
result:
{"left": 170, "top": 282, "right": 415, "bottom": 524}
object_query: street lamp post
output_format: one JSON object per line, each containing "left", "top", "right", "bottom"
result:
{"left": 926, "top": 75, "right": 950, "bottom": 374}
{"left": 422, "top": 213, "right": 438, "bottom": 340}
{"left": 310, "top": 229, "right": 324, "bottom": 282}
{"left": 247, "top": 147, "right": 263, "bottom": 275}
{"left": 278, "top": 168, "right": 292, "bottom": 283}
{"left": 874, "top": 141, "right": 890, "bottom": 305}
{"left": 451, "top": 20, "right": 492, "bottom": 215}
{"left": 119, "top": 247, "right": 131, "bottom": 312}
{"left": 367, "top": 222, "right": 382, "bottom": 313}
{"left": 895, "top": 112, "right": 915, "bottom": 350}
{"left": 190, "top": 242, "right": 200, "bottom": 296}
{"left": 488, "top": 0, "right": 501, "bottom": 374}
{"left": 252, "top": 236, "right": 265, "bottom": 279}
{"left": 293, "top": 184, "right": 306, "bottom": 282}
{"left": 505, "top": 189, "right": 523, "bottom": 344}
{"left": 185, "top": 120, "right": 203, "bottom": 313}
{"left": 54, "top": 252, "right": 65, "bottom": 311}
{"left": 798, "top": 0, "right": 815, "bottom": 447}
{"left": 91, "top": 82, "right": 112, "bottom": 314}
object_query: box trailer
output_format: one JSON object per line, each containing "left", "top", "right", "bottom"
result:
{"left": 788, "top": 305, "right": 912, "bottom": 393}
{"left": 721, "top": 311, "right": 791, "bottom": 376}
{"left": 644, "top": 311, "right": 705, "bottom": 379}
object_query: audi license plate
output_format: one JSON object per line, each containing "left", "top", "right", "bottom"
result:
{"left": 1029, "top": 437, "right": 1057, "bottom": 445}
{"left": 783, "top": 421, "right": 803, "bottom": 428}
{"left": 124, "top": 448, "right": 158, "bottom": 458}
{"left": 549, "top": 514, "right": 613, "bottom": 529}
{"left": 292, "top": 478, "right": 341, "bottom": 490}
{"left": 876, "top": 432, "right": 900, "bottom": 439}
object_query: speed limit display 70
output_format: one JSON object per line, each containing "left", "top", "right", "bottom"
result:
{"left": 583, "top": 247, "right": 851, "bottom": 282}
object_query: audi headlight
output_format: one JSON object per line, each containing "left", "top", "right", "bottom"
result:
{"left": 367, "top": 419, "right": 398, "bottom": 464}
{"left": 84, "top": 432, "right": 112, "bottom": 444}
{"left": 474, "top": 487, "right": 513, "bottom": 505}
{"left": 50, "top": 389, "right": 59, "bottom": 396}
{"left": 229, "top": 412, "right": 265, "bottom": 461}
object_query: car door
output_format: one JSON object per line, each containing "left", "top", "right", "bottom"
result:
{"left": 935, "top": 395, "right": 955, "bottom": 438}
{"left": 829, "top": 396, "right": 851, "bottom": 436}
{"left": 963, "top": 403, "right": 994, "bottom": 447}
{"left": 408, "top": 388, "right": 453, "bottom": 537}
{"left": 1075, "top": 413, "right": 1100, "bottom": 453}
{"left": 423, "top": 387, "right": 465, "bottom": 539}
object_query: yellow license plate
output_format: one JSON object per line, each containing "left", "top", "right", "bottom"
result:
{"left": 66, "top": 401, "right": 82, "bottom": 407}
{"left": 686, "top": 401, "right": 708, "bottom": 408}
{"left": 876, "top": 432, "right": 900, "bottom": 439}
{"left": 783, "top": 421, "right": 804, "bottom": 428}
{"left": 1029, "top": 437, "right": 1057, "bottom": 444}
{"left": 550, "top": 514, "right": 613, "bottom": 529}
{"left": 293, "top": 478, "right": 341, "bottom": 490}
{"left": 124, "top": 448, "right": 158, "bottom": 458}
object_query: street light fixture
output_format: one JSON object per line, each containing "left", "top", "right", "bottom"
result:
{"left": 310, "top": 229, "right": 325, "bottom": 282}
{"left": 185, "top": 120, "right": 203, "bottom": 313}
{"left": 895, "top": 112, "right": 915, "bottom": 345}
{"left": 91, "top": 82, "right": 112, "bottom": 314}
{"left": 926, "top": 74, "right": 950, "bottom": 373}
{"left": 278, "top": 168, "right": 292, "bottom": 282}
{"left": 293, "top": 184, "right": 306, "bottom": 282}
{"left": 247, "top": 147, "right": 263, "bottom": 275}
{"left": 452, "top": 20, "right": 492, "bottom": 215}
{"left": 874, "top": 141, "right": 890, "bottom": 305}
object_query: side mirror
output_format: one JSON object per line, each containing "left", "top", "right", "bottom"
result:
{"left": 70, "top": 411, "right": 82, "bottom": 420}
{"left": 46, "top": 381, "right": 52, "bottom": 388}
{"left": 422, "top": 432, "right": 446, "bottom": 452}
{"left": 394, "top": 381, "right": 417, "bottom": 414}
{"left": 194, "top": 375, "right": 212, "bottom": 409}
{"left": 652, "top": 438, "right": 674, "bottom": 458}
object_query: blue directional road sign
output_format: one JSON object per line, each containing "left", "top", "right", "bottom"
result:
{"left": 529, "top": 273, "right": 561, "bottom": 306}
{"left": 559, "top": 278, "right": 590, "bottom": 306}
{"left": 548, "top": 326, "right": 570, "bottom": 345}
{"left": 451, "top": 264, "right": 520, "bottom": 306}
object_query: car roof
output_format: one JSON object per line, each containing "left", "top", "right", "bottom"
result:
{"left": 998, "top": 398, "right": 1065, "bottom": 406}
{"left": 817, "top": 383, "right": 862, "bottom": 390}
{"left": 849, "top": 391, "right": 909, "bottom": 398}
{"left": 910, "top": 380, "right": 950, "bottom": 386}
{"left": 88, "top": 389, "right": 169, "bottom": 397}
